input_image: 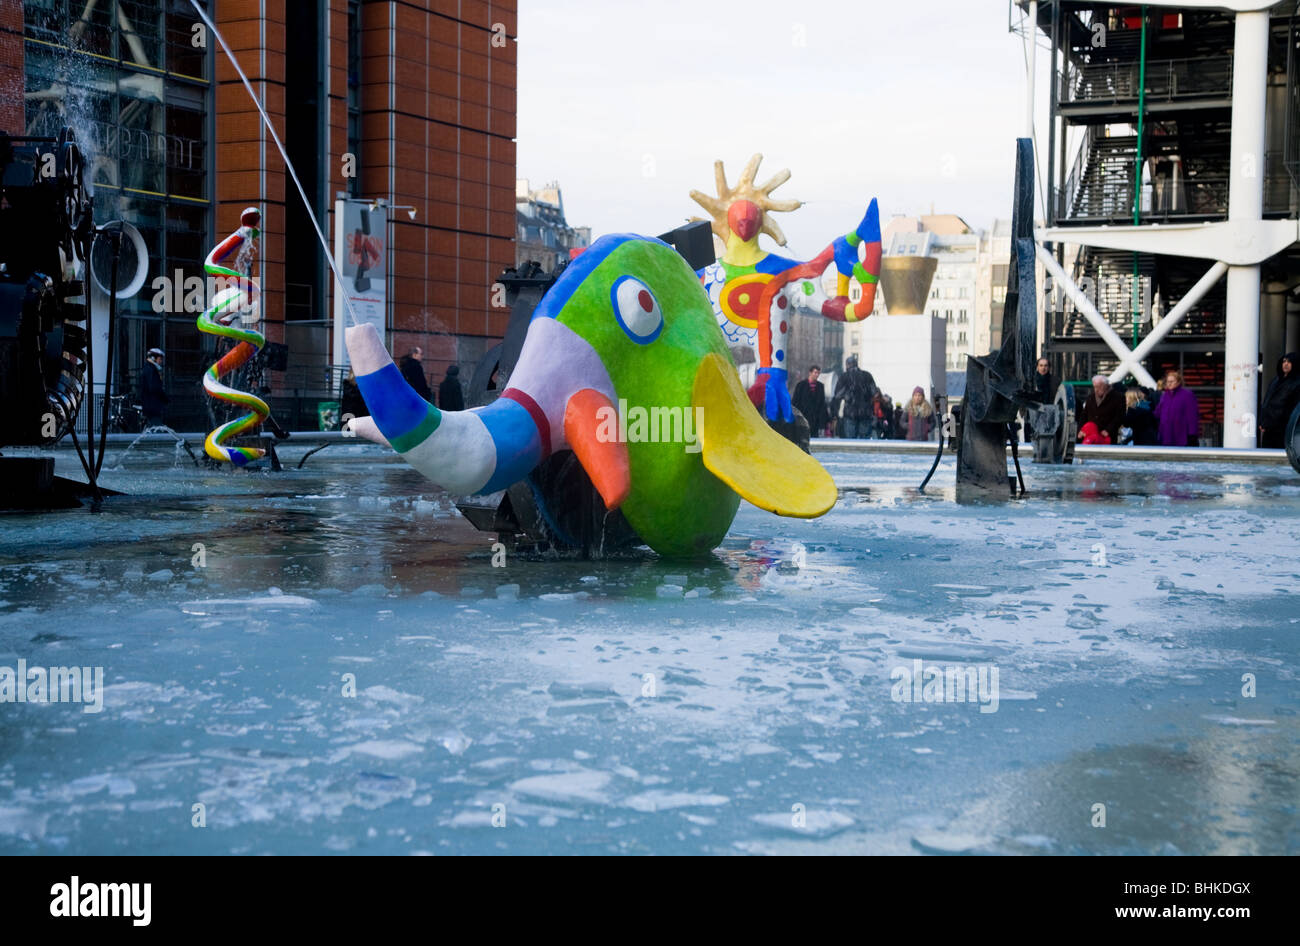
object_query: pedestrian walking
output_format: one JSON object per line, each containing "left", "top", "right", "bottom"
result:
{"left": 1260, "top": 352, "right": 1299, "bottom": 448}
{"left": 905, "top": 386, "right": 934, "bottom": 441}
{"left": 870, "top": 393, "right": 892, "bottom": 439}
{"left": 792, "top": 365, "right": 830, "bottom": 436}
{"left": 1153, "top": 369, "right": 1200, "bottom": 446}
{"left": 831, "top": 355, "right": 875, "bottom": 439}
{"left": 439, "top": 364, "right": 465, "bottom": 412}
{"left": 1025, "top": 356, "right": 1052, "bottom": 440}
{"left": 140, "top": 347, "right": 168, "bottom": 428}
{"left": 399, "top": 347, "right": 434, "bottom": 403}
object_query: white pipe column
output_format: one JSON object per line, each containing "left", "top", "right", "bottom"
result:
{"left": 1224, "top": 10, "right": 1270, "bottom": 448}
{"left": 1026, "top": 1, "right": 1038, "bottom": 139}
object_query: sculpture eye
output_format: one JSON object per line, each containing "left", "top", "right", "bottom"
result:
{"left": 611, "top": 276, "right": 663, "bottom": 344}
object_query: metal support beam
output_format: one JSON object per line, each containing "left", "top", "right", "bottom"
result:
{"left": 1036, "top": 244, "right": 1158, "bottom": 388}
{"left": 1115, "top": 0, "right": 1274, "bottom": 8}
{"left": 1036, "top": 220, "right": 1299, "bottom": 265}
{"left": 1108, "top": 261, "right": 1228, "bottom": 385}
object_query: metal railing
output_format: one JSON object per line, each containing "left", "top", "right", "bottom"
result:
{"left": 1050, "top": 270, "right": 1225, "bottom": 341}
{"left": 1055, "top": 138, "right": 1295, "bottom": 223}
{"left": 1056, "top": 127, "right": 1096, "bottom": 222}
{"left": 1051, "top": 307, "right": 1226, "bottom": 340}
{"left": 72, "top": 363, "right": 357, "bottom": 438}
{"left": 1059, "top": 166, "right": 1293, "bottom": 222}
{"left": 1062, "top": 56, "right": 1233, "bottom": 106}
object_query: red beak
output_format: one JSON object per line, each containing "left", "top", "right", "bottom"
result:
{"left": 727, "top": 200, "right": 761, "bottom": 242}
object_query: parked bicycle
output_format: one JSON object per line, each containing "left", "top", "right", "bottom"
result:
{"left": 106, "top": 395, "right": 144, "bottom": 434}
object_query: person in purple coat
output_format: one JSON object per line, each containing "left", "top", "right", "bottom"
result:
{"left": 1153, "top": 369, "right": 1200, "bottom": 446}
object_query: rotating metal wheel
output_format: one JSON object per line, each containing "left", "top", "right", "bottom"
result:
{"left": 1052, "top": 382, "right": 1076, "bottom": 464}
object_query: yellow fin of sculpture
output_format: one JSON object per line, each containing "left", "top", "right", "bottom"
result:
{"left": 692, "top": 352, "right": 837, "bottom": 518}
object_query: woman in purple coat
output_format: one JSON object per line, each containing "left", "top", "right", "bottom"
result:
{"left": 1153, "top": 370, "right": 1200, "bottom": 446}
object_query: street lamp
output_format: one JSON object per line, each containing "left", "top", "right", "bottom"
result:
{"left": 364, "top": 197, "right": 417, "bottom": 221}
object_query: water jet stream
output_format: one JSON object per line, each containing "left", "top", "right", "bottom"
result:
{"left": 188, "top": 0, "right": 361, "bottom": 328}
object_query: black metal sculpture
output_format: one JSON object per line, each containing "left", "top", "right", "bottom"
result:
{"left": 0, "top": 129, "right": 104, "bottom": 507}
{"left": 955, "top": 137, "right": 1074, "bottom": 495}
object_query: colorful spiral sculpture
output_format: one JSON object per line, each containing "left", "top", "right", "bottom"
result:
{"left": 197, "top": 207, "right": 266, "bottom": 465}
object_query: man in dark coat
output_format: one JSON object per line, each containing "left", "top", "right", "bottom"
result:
{"left": 1079, "top": 374, "right": 1124, "bottom": 444}
{"left": 791, "top": 365, "right": 829, "bottom": 436}
{"left": 340, "top": 368, "right": 368, "bottom": 421}
{"left": 1260, "top": 352, "right": 1299, "bottom": 448}
{"left": 1034, "top": 357, "right": 1053, "bottom": 403}
{"left": 140, "top": 347, "right": 168, "bottom": 427}
{"left": 438, "top": 364, "right": 465, "bottom": 412}
{"left": 1025, "top": 356, "right": 1053, "bottom": 440}
{"left": 399, "top": 347, "right": 434, "bottom": 403}
{"left": 831, "top": 355, "right": 876, "bottom": 439}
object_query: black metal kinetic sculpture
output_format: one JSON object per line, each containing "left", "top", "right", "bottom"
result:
{"left": 955, "top": 137, "right": 1076, "bottom": 496}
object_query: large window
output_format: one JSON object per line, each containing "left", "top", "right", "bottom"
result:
{"left": 24, "top": 0, "right": 212, "bottom": 391}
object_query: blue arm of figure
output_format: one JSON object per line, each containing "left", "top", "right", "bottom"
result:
{"left": 756, "top": 366, "right": 793, "bottom": 423}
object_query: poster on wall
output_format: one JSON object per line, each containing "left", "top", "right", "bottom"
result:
{"left": 331, "top": 199, "right": 388, "bottom": 383}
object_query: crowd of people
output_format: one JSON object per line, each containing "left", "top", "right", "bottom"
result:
{"left": 791, "top": 358, "right": 937, "bottom": 441}
{"left": 312, "top": 344, "right": 1300, "bottom": 447}
{"left": 1074, "top": 372, "right": 1200, "bottom": 446}
{"left": 127, "top": 329, "right": 1300, "bottom": 445}
{"left": 1038, "top": 353, "right": 1300, "bottom": 447}
{"left": 786, "top": 351, "right": 1300, "bottom": 448}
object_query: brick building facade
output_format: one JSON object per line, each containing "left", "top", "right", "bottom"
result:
{"left": 3, "top": 0, "right": 516, "bottom": 428}
{"left": 214, "top": 0, "right": 517, "bottom": 383}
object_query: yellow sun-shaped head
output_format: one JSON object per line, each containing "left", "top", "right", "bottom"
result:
{"left": 689, "top": 153, "right": 802, "bottom": 249}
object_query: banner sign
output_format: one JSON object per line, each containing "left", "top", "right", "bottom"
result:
{"left": 332, "top": 199, "right": 388, "bottom": 380}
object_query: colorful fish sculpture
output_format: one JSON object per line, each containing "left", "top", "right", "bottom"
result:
{"left": 345, "top": 233, "right": 838, "bottom": 558}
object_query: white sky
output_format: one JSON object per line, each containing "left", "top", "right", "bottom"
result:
{"left": 517, "top": 0, "right": 1053, "bottom": 260}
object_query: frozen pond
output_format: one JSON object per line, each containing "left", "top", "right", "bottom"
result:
{"left": 1, "top": 444, "right": 1297, "bottom": 854}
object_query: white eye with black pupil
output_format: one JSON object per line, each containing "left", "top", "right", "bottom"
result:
{"left": 611, "top": 276, "right": 663, "bottom": 344}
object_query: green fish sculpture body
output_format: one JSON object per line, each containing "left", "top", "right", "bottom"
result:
{"left": 346, "top": 233, "right": 836, "bottom": 558}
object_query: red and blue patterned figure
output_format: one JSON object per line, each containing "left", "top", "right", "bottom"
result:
{"left": 692, "top": 155, "right": 882, "bottom": 422}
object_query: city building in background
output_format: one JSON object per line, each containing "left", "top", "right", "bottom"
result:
{"left": 856, "top": 250, "right": 946, "bottom": 408}
{"left": 514, "top": 178, "right": 589, "bottom": 271}
{"left": 978, "top": 218, "right": 1013, "bottom": 355}
{"left": 3, "top": 0, "right": 518, "bottom": 430}
{"left": 846, "top": 214, "right": 984, "bottom": 380}
{"left": 1020, "top": 0, "right": 1300, "bottom": 446}
{"left": 786, "top": 302, "right": 845, "bottom": 389}
{"left": 846, "top": 211, "right": 1050, "bottom": 395}
{"left": 879, "top": 215, "right": 986, "bottom": 372}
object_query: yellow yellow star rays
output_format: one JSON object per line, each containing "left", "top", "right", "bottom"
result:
{"left": 689, "top": 153, "right": 803, "bottom": 247}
